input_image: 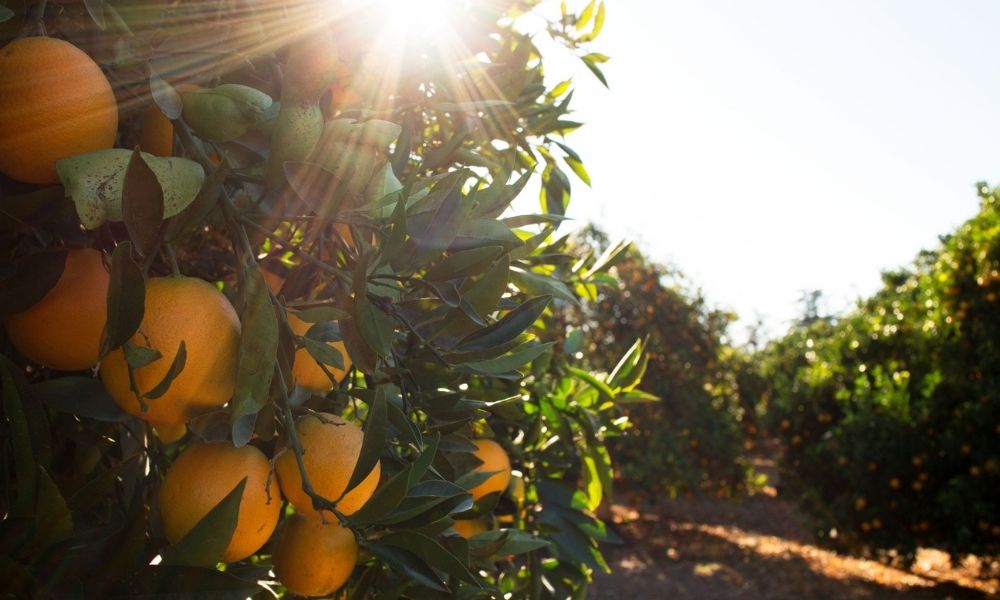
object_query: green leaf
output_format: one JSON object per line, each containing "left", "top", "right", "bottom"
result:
{"left": 407, "top": 175, "right": 469, "bottom": 254}
{"left": 469, "top": 529, "right": 550, "bottom": 556}
{"left": 563, "top": 157, "right": 591, "bottom": 186}
{"left": 102, "top": 242, "right": 145, "bottom": 356}
{"left": 345, "top": 387, "right": 387, "bottom": 494}
{"left": 581, "top": 54, "right": 609, "bottom": 88}
{"left": 292, "top": 306, "right": 351, "bottom": 322}
{"left": 410, "top": 432, "right": 440, "bottom": 486}
{"left": 302, "top": 336, "right": 345, "bottom": 370}
{"left": 354, "top": 291, "right": 394, "bottom": 358}
{"left": 365, "top": 543, "right": 447, "bottom": 592}
{"left": 350, "top": 464, "right": 413, "bottom": 526}
{"left": 509, "top": 268, "right": 578, "bottom": 304}
{"left": 0, "top": 249, "right": 66, "bottom": 319}
{"left": 123, "top": 342, "right": 161, "bottom": 368}
{"left": 0, "top": 6, "right": 15, "bottom": 23}
{"left": 143, "top": 340, "right": 186, "bottom": 400}
{"left": 1, "top": 358, "right": 37, "bottom": 518}
{"left": 464, "top": 342, "right": 554, "bottom": 374}
{"left": 567, "top": 366, "right": 615, "bottom": 402}
{"left": 425, "top": 246, "right": 505, "bottom": 282}
{"left": 450, "top": 218, "right": 524, "bottom": 252}
{"left": 379, "top": 531, "right": 479, "bottom": 586}
{"left": 454, "top": 295, "right": 551, "bottom": 352}
{"left": 165, "top": 159, "right": 227, "bottom": 243}
{"left": 231, "top": 268, "right": 278, "bottom": 446}
{"left": 160, "top": 477, "right": 247, "bottom": 567}
{"left": 122, "top": 147, "right": 165, "bottom": 257}
{"left": 32, "top": 377, "right": 128, "bottom": 422}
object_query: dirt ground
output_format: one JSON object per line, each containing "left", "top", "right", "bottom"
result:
{"left": 589, "top": 443, "right": 999, "bottom": 600}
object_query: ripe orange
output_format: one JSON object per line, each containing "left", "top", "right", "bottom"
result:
{"left": 452, "top": 518, "right": 489, "bottom": 539}
{"left": 3, "top": 248, "right": 109, "bottom": 370}
{"left": 288, "top": 312, "right": 352, "bottom": 394}
{"left": 272, "top": 513, "right": 357, "bottom": 597}
{"left": 0, "top": 36, "right": 118, "bottom": 184}
{"left": 261, "top": 268, "right": 353, "bottom": 394}
{"left": 137, "top": 104, "right": 173, "bottom": 157}
{"left": 468, "top": 439, "right": 511, "bottom": 501}
{"left": 100, "top": 276, "right": 240, "bottom": 427}
{"left": 275, "top": 413, "right": 380, "bottom": 519}
{"left": 158, "top": 441, "right": 280, "bottom": 562}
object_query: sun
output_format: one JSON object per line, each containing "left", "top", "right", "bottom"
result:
{"left": 351, "top": 0, "right": 460, "bottom": 40}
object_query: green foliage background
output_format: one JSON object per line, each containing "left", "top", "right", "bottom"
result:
{"left": 757, "top": 186, "right": 1000, "bottom": 556}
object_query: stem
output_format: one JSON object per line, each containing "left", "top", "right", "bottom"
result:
{"left": 276, "top": 368, "right": 351, "bottom": 527}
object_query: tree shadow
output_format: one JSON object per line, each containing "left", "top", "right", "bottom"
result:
{"left": 591, "top": 509, "right": 994, "bottom": 600}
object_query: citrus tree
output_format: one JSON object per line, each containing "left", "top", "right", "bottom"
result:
{"left": 757, "top": 186, "right": 1000, "bottom": 557}
{"left": 0, "top": 0, "right": 646, "bottom": 597}
{"left": 556, "top": 226, "right": 760, "bottom": 500}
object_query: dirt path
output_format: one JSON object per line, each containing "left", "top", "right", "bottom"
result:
{"left": 589, "top": 441, "right": 998, "bottom": 599}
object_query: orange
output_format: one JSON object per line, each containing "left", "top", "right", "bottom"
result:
{"left": 158, "top": 441, "right": 280, "bottom": 562}
{"left": 0, "top": 36, "right": 118, "bottom": 184}
{"left": 468, "top": 438, "right": 511, "bottom": 501}
{"left": 272, "top": 513, "right": 357, "bottom": 597}
{"left": 288, "top": 312, "right": 352, "bottom": 394}
{"left": 275, "top": 413, "right": 380, "bottom": 519}
{"left": 452, "top": 518, "right": 489, "bottom": 539}
{"left": 261, "top": 268, "right": 353, "bottom": 394}
{"left": 137, "top": 104, "right": 173, "bottom": 157}
{"left": 3, "top": 248, "right": 109, "bottom": 370}
{"left": 100, "top": 276, "right": 240, "bottom": 427}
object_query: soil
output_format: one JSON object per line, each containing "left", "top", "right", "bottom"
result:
{"left": 589, "top": 441, "right": 999, "bottom": 600}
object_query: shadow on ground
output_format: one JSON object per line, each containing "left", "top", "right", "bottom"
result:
{"left": 590, "top": 443, "right": 998, "bottom": 599}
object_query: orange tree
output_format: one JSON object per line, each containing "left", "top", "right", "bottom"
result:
{"left": 556, "top": 226, "right": 759, "bottom": 499}
{"left": 0, "top": 0, "right": 647, "bottom": 597}
{"left": 757, "top": 185, "right": 1000, "bottom": 557}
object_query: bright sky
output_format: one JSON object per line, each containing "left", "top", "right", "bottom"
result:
{"left": 519, "top": 0, "right": 1000, "bottom": 342}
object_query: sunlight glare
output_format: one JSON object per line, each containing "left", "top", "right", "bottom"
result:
{"left": 359, "top": 0, "right": 457, "bottom": 40}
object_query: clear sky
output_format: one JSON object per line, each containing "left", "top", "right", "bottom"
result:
{"left": 520, "top": 1, "right": 1000, "bottom": 342}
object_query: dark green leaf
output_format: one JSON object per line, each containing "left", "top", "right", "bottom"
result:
{"left": 32, "top": 466, "right": 73, "bottom": 551}
{"left": 292, "top": 306, "right": 351, "bottom": 322}
{"left": 345, "top": 387, "right": 387, "bottom": 494}
{"left": 469, "top": 528, "right": 550, "bottom": 555}
{"left": 143, "top": 340, "right": 186, "bottom": 400}
{"left": 0, "top": 6, "right": 14, "bottom": 22}
{"left": 160, "top": 477, "right": 247, "bottom": 567}
{"left": 409, "top": 433, "right": 440, "bottom": 486}
{"left": 407, "top": 177, "right": 468, "bottom": 254}
{"left": 450, "top": 218, "right": 523, "bottom": 252}
{"left": 32, "top": 377, "right": 128, "bottom": 422}
{"left": 0, "top": 249, "right": 67, "bottom": 319}
{"left": 464, "top": 342, "right": 554, "bottom": 374}
{"left": 231, "top": 268, "right": 278, "bottom": 446}
{"left": 425, "top": 246, "right": 505, "bottom": 282}
{"left": 455, "top": 295, "right": 551, "bottom": 352}
{"left": 379, "top": 531, "right": 479, "bottom": 585}
{"left": 122, "top": 147, "right": 165, "bottom": 258}
{"left": 1, "top": 358, "right": 36, "bottom": 518}
{"left": 354, "top": 292, "right": 394, "bottom": 357}
{"left": 350, "top": 464, "right": 413, "bottom": 526}
{"left": 302, "top": 337, "right": 345, "bottom": 370}
{"left": 103, "top": 242, "right": 145, "bottom": 356}
{"left": 123, "top": 342, "right": 161, "bottom": 368}
{"left": 365, "top": 543, "right": 446, "bottom": 592}
{"left": 581, "top": 54, "right": 609, "bottom": 88}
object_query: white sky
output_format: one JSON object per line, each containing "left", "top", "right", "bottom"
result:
{"left": 516, "top": 0, "right": 1000, "bottom": 341}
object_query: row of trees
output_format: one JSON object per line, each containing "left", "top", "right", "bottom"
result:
{"left": 757, "top": 186, "right": 1000, "bottom": 556}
